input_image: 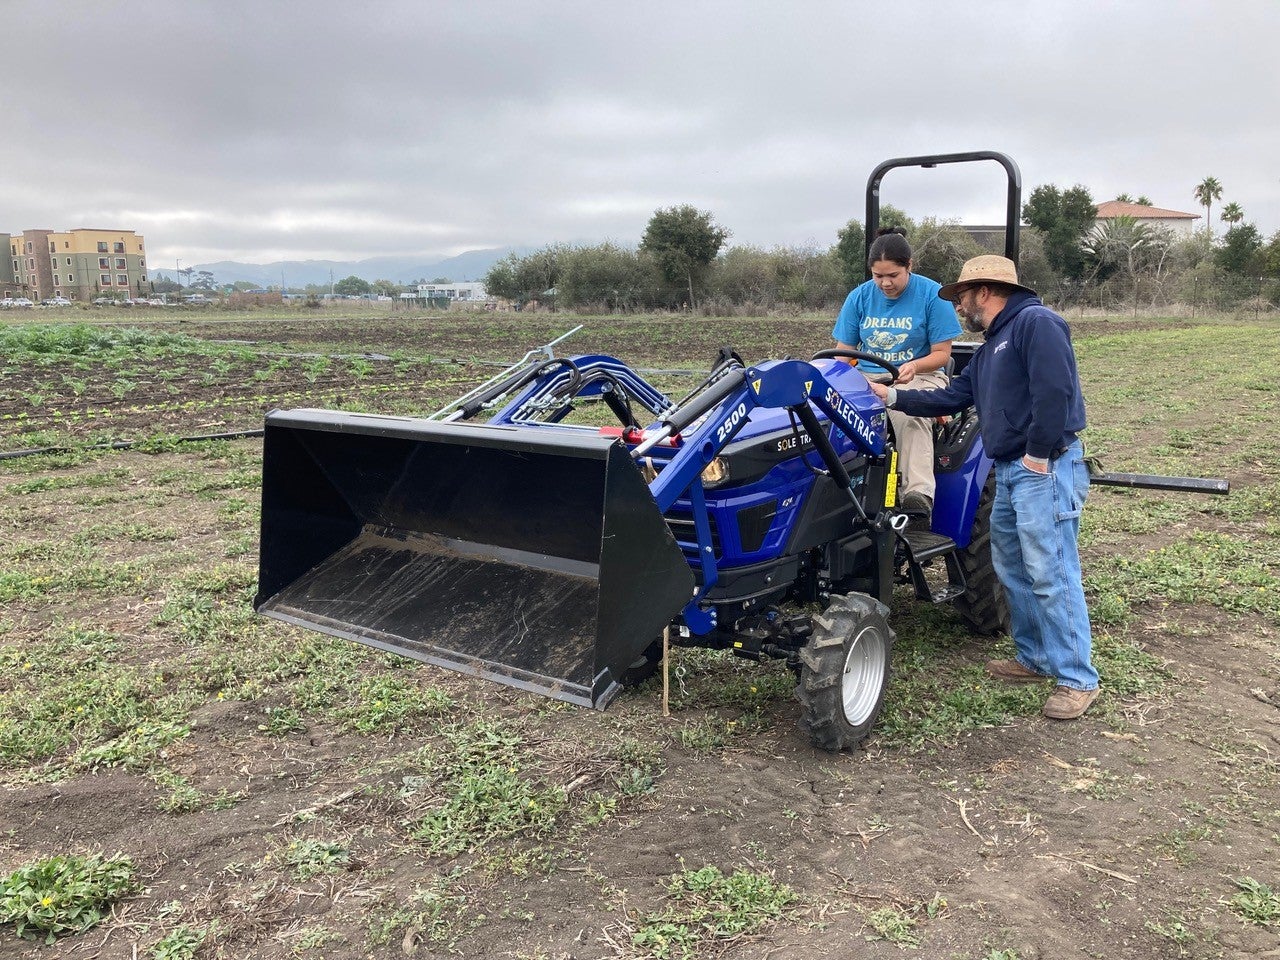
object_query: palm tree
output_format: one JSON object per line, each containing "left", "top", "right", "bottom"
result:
{"left": 1136, "top": 195, "right": 1153, "bottom": 206}
{"left": 1220, "top": 202, "right": 1244, "bottom": 226}
{"left": 1194, "top": 177, "right": 1223, "bottom": 238}
{"left": 1114, "top": 193, "right": 1135, "bottom": 203}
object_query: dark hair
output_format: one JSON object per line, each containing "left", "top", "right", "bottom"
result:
{"left": 867, "top": 227, "right": 911, "bottom": 269}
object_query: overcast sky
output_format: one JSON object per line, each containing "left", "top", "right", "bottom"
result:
{"left": 8, "top": 1, "right": 1278, "bottom": 268}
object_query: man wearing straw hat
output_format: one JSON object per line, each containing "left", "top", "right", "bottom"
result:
{"left": 867, "top": 255, "right": 1099, "bottom": 720}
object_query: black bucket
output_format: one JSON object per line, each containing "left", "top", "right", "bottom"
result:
{"left": 254, "top": 409, "right": 694, "bottom": 708}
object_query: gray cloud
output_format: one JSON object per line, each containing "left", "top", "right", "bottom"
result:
{"left": 9, "top": 0, "right": 1278, "bottom": 267}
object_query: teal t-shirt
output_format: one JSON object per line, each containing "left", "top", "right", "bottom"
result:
{"left": 832, "top": 273, "right": 961, "bottom": 375}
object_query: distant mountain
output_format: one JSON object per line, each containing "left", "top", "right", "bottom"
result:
{"left": 176, "top": 247, "right": 531, "bottom": 289}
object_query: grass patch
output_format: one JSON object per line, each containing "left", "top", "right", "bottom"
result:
{"left": 334, "top": 674, "right": 454, "bottom": 733}
{"left": 405, "top": 719, "right": 568, "bottom": 856}
{"left": 631, "top": 864, "right": 797, "bottom": 959}
{"left": 367, "top": 872, "right": 471, "bottom": 950}
{"left": 1089, "top": 531, "right": 1280, "bottom": 623}
{"left": 0, "top": 625, "right": 190, "bottom": 772}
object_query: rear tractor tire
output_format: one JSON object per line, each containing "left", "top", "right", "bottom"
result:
{"left": 952, "top": 474, "right": 1010, "bottom": 636}
{"left": 796, "top": 593, "right": 894, "bottom": 751}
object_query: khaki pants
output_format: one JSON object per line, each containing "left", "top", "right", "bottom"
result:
{"left": 883, "top": 369, "right": 949, "bottom": 503}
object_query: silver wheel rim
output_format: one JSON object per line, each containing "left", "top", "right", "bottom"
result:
{"left": 842, "top": 624, "right": 887, "bottom": 725}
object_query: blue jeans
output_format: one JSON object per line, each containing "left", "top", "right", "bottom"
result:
{"left": 990, "top": 441, "right": 1098, "bottom": 691}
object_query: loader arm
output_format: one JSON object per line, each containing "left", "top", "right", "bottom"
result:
{"left": 625, "top": 358, "right": 893, "bottom": 632}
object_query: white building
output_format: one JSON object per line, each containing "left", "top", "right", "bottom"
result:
{"left": 414, "top": 281, "right": 488, "bottom": 301}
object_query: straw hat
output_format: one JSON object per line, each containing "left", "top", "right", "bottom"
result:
{"left": 939, "top": 255, "right": 1037, "bottom": 302}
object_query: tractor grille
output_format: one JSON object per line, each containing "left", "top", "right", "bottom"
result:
{"left": 666, "top": 513, "right": 722, "bottom": 557}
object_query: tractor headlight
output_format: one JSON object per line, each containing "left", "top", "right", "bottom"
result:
{"left": 701, "top": 457, "right": 730, "bottom": 487}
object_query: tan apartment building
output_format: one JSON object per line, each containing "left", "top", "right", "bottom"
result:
{"left": 5, "top": 228, "right": 149, "bottom": 301}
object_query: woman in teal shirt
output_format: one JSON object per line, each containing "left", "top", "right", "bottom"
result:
{"left": 833, "top": 228, "right": 961, "bottom": 527}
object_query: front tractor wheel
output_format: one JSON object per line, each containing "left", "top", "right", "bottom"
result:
{"left": 796, "top": 593, "right": 894, "bottom": 751}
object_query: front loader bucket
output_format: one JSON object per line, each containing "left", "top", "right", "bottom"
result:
{"left": 254, "top": 410, "right": 694, "bottom": 709}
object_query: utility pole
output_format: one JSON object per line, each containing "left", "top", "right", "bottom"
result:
{"left": 329, "top": 268, "right": 335, "bottom": 298}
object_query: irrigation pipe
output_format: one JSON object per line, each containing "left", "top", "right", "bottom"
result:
{"left": 0, "top": 429, "right": 265, "bottom": 462}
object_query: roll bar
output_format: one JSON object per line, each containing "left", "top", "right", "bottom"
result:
{"left": 864, "top": 151, "right": 1022, "bottom": 279}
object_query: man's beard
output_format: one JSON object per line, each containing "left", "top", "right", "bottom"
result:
{"left": 960, "top": 311, "right": 984, "bottom": 333}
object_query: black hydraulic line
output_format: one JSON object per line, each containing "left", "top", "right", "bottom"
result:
{"left": 657, "top": 365, "right": 746, "bottom": 435}
{"left": 598, "top": 377, "right": 639, "bottom": 427}
{"left": 0, "top": 428, "right": 265, "bottom": 462}
{"left": 454, "top": 357, "right": 581, "bottom": 420}
{"left": 792, "top": 403, "right": 858, "bottom": 494}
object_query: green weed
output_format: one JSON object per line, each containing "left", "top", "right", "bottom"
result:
{"left": 0, "top": 648, "right": 187, "bottom": 771}
{"left": 151, "top": 922, "right": 213, "bottom": 959}
{"left": 1144, "top": 912, "right": 1197, "bottom": 952}
{"left": 367, "top": 871, "right": 471, "bottom": 949}
{"left": 1226, "top": 876, "right": 1280, "bottom": 927}
{"left": 292, "top": 925, "right": 340, "bottom": 950}
{"left": 74, "top": 719, "right": 191, "bottom": 772}
{"left": 0, "top": 853, "right": 137, "bottom": 944}
{"left": 678, "top": 716, "right": 734, "bottom": 753}
{"left": 283, "top": 839, "right": 351, "bottom": 880}
{"left": 258, "top": 706, "right": 306, "bottom": 736}
{"left": 632, "top": 865, "right": 797, "bottom": 959}
{"left": 151, "top": 770, "right": 203, "bottom": 813}
{"left": 1089, "top": 532, "right": 1280, "bottom": 623}
{"left": 864, "top": 905, "right": 920, "bottom": 947}
{"left": 614, "top": 737, "right": 664, "bottom": 796}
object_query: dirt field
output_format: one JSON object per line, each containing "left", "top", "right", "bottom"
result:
{"left": 1, "top": 311, "right": 1277, "bottom": 959}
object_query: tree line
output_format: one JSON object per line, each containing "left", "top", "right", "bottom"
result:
{"left": 484, "top": 182, "right": 1280, "bottom": 313}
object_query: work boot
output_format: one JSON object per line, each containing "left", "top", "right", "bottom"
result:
{"left": 901, "top": 492, "right": 932, "bottom": 532}
{"left": 1043, "top": 685, "right": 1100, "bottom": 720}
{"left": 985, "top": 658, "right": 1051, "bottom": 683}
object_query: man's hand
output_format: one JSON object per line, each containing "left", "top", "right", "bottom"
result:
{"left": 867, "top": 380, "right": 890, "bottom": 401}
{"left": 1021, "top": 455, "right": 1049, "bottom": 474}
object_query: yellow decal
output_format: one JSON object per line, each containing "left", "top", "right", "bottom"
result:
{"left": 751, "top": 379, "right": 763, "bottom": 394}
{"left": 733, "top": 641, "right": 743, "bottom": 649}
{"left": 885, "top": 451, "right": 899, "bottom": 507}
{"left": 804, "top": 380, "right": 813, "bottom": 394}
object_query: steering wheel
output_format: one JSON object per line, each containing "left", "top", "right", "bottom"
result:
{"left": 810, "top": 349, "right": 903, "bottom": 383}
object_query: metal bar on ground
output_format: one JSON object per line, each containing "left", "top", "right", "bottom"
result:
{"left": 1092, "top": 472, "right": 1229, "bottom": 495}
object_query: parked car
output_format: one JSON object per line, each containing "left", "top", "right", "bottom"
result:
{"left": 10, "top": 297, "right": 34, "bottom": 307}
{"left": 93, "top": 297, "right": 118, "bottom": 305}
{"left": 41, "top": 296, "right": 73, "bottom": 306}
{"left": 183, "top": 294, "right": 212, "bottom": 304}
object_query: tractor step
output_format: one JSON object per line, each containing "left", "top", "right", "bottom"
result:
{"left": 898, "top": 529, "right": 968, "bottom": 604}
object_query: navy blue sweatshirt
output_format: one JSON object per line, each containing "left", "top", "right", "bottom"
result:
{"left": 891, "top": 291, "right": 1086, "bottom": 462}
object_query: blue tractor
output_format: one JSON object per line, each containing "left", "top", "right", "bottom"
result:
{"left": 254, "top": 153, "right": 1020, "bottom": 750}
